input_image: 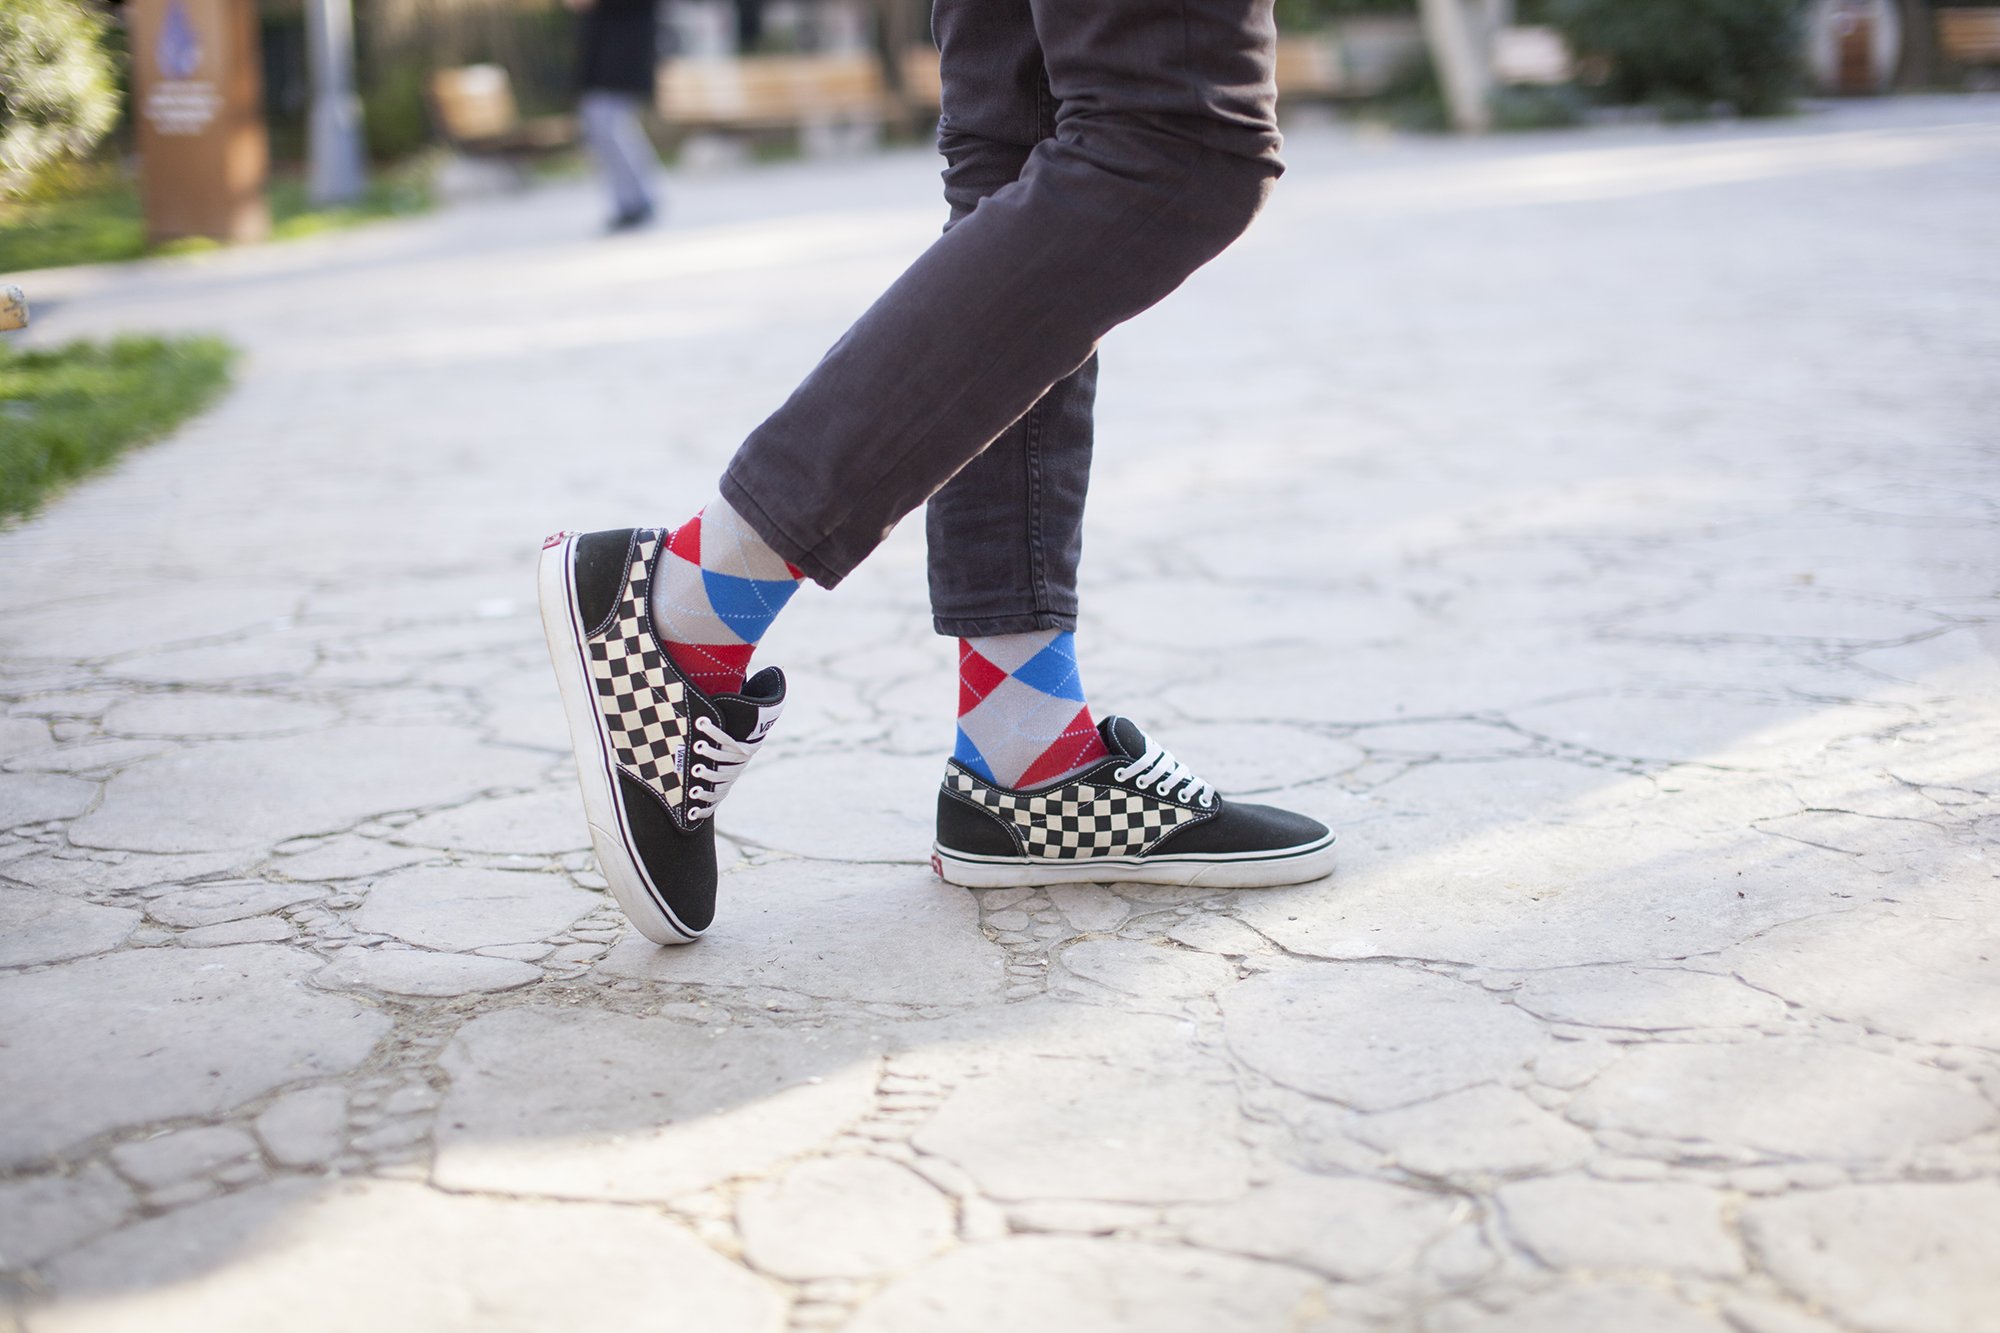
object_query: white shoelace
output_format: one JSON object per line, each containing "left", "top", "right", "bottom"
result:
{"left": 685, "top": 715, "right": 766, "bottom": 822}
{"left": 1113, "top": 734, "right": 1216, "bottom": 809}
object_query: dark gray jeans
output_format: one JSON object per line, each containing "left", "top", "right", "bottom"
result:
{"left": 719, "top": 0, "right": 1283, "bottom": 635}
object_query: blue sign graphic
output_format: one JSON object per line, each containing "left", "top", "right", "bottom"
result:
{"left": 157, "top": 0, "right": 202, "bottom": 81}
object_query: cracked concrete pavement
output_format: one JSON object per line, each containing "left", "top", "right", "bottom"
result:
{"left": 2, "top": 96, "right": 1997, "bottom": 1331}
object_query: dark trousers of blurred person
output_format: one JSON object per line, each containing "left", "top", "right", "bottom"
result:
{"left": 571, "top": 0, "right": 660, "bottom": 229}
{"left": 539, "top": 0, "right": 1339, "bottom": 946}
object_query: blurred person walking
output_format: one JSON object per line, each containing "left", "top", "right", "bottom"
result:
{"left": 540, "top": 0, "right": 1337, "bottom": 943}
{"left": 569, "top": 0, "right": 660, "bottom": 230}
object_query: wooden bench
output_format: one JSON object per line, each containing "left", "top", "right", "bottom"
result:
{"left": 658, "top": 54, "right": 897, "bottom": 134}
{"left": 1273, "top": 21, "right": 1428, "bottom": 103}
{"left": 427, "top": 65, "right": 577, "bottom": 164}
{"left": 1938, "top": 7, "right": 2000, "bottom": 69}
{"left": 1276, "top": 35, "right": 1349, "bottom": 99}
{"left": 899, "top": 47, "right": 943, "bottom": 112}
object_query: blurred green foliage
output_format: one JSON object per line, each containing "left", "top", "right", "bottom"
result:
{"left": 0, "top": 334, "right": 234, "bottom": 521}
{"left": 361, "top": 62, "right": 431, "bottom": 161}
{"left": 1371, "top": 51, "right": 1589, "bottom": 133}
{"left": 1376, "top": 50, "right": 1451, "bottom": 131}
{"left": 0, "top": 0, "right": 121, "bottom": 200}
{"left": 1491, "top": 82, "right": 1589, "bottom": 130}
{"left": 0, "top": 157, "right": 433, "bottom": 271}
{"left": 266, "top": 159, "right": 432, "bottom": 239}
{"left": 0, "top": 159, "right": 138, "bottom": 268}
{"left": 1550, "top": 0, "right": 1806, "bottom": 117}
{"left": 1276, "top": 0, "right": 1418, "bottom": 26}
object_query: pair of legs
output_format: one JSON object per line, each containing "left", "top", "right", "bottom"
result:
{"left": 684, "top": 0, "right": 1286, "bottom": 783}
{"left": 539, "top": 0, "right": 1331, "bottom": 942}
{"left": 718, "top": 0, "right": 1284, "bottom": 600}
{"left": 579, "top": 90, "right": 659, "bottom": 226}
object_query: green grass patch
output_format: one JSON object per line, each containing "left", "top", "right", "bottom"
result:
{"left": 0, "top": 159, "right": 433, "bottom": 272}
{"left": 266, "top": 165, "right": 433, "bottom": 243}
{"left": 0, "top": 163, "right": 144, "bottom": 271}
{"left": 0, "top": 334, "right": 234, "bottom": 521}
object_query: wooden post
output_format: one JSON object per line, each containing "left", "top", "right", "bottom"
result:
{"left": 128, "top": 0, "right": 271, "bottom": 245}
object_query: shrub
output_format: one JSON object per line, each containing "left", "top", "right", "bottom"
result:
{"left": 361, "top": 63, "right": 430, "bottom": 162}
{"left": 1492, "top": 83, "right": 1587, "bottom": 131}
{"left": 0, "top": 0, "right": 120, "bottom": 201}
{"left": 1549, "top": 0, "right": 1805, "bottom": 117}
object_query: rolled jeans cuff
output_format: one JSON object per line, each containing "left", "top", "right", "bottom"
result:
{"left": 931, "top": 609, "right": 1079, "bottom": 638}
{"left": 718, "top": 469, "right": 849, "bottom": 589}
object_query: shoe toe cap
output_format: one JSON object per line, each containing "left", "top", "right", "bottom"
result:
{"left": 1155, "top": 799, "right": 1331, "bottom": 856}
{"left": 617, "top": 770, "right": 718, "bottom": 934}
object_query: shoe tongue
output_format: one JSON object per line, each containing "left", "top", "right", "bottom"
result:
{"left": 710, "top": 666, "right": 786, "bottom": 743}
{"left": 1099, "top": 715, "right": 1149, "bottom": 760}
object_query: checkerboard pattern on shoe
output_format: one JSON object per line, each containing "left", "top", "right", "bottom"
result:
{"left": 934, "top": 715, "right": 1337, "bottom": 889}
{"left": 945, "top": 765, "right": 1202, "bottom": 859}
{"left": 587, "top": 532, "right": 690, "bottom": 812}
{"left": 648, "top": 499, "right": 802, "bottom": 696}
{"left": 955, "top": 630, "right": 1113, "bottom": 789}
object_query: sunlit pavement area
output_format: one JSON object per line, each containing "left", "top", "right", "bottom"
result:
{"left": 3, "top": 95, "right": 1997, "bottom": 1331}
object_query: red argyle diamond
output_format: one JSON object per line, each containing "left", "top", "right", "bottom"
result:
{"left": 666, "top": 514, "right": 703, "bottom": 564}
{"left": 1015, "top": 706, "right": 1109, "bottom": 789}
{"left": 957, "top": 646, "right": 1009, "bottom": 715}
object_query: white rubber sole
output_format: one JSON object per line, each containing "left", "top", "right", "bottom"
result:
{"left": 932, "top": 832, "right": 1338, "bottom": 889}
{"left": 537, "top": 533, "right": 700, "bottom": 945}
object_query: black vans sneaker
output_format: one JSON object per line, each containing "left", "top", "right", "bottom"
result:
{"left": 933, "top": 716, "right": 1335, "bottom": 889}
{"left": 538, "top": 528, "right": 785, "bottom": 944}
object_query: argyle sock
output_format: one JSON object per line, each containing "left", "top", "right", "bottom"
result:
{"left": 648, "top": 498, "right": 802, "bottom": 696}
{"left": 954, "top": 629, "right": 1113, "bottom": 790}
